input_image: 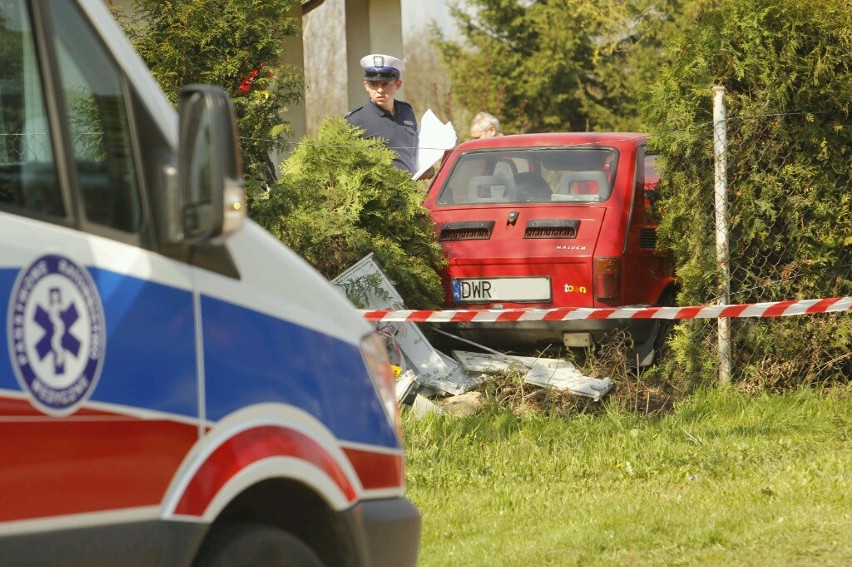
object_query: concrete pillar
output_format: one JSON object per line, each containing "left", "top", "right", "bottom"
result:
{"left": 344, "top": 0, "right": 404, "bottom": 110}
{"left": 302, "top": 0, "right": 348, "bottom": 134}
{"left": 278, "top": 3, "right": 307, "bottom": 160}
{"left": 109, "top": 0, "right": 403, "bottom": 147}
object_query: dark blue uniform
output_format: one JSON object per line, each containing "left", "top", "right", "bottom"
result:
{"left": 346, "top": 100, "right": 418, "bottom": 174}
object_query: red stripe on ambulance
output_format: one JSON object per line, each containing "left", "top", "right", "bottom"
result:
{"left": 0, "top": 398, "right": 196, "bottom": 522}
{"left": 174, "top": 426, "right": 357, "bottom": 516}
{"left": 343, "top": 447, "right": 404, "bottom": 490}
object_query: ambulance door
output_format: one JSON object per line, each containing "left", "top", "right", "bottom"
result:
{"left": 0, "top": 0, "right": 199, "bottom": 559}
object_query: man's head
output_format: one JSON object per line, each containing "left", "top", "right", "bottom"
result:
{"left": 469, "top": 112, "right": 503, "bottom": 140}
{"left": 361, "top": 54, "right": 404, "bottom": 112}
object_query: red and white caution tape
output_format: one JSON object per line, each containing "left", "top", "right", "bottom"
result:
{"left": 362, "top": 297, "right": 852, "bottom": 323}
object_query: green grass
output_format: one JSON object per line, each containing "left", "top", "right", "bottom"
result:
{"left": 403, "top": 386, "right": 852, "bottom": 566}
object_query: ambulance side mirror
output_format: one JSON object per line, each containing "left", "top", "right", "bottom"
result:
{"left": 174, "top": 85, "right": 246, "bottom": 244}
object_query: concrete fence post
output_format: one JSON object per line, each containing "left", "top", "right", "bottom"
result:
{"left": 713, "top": 86, "right": 732, "bottom": 385}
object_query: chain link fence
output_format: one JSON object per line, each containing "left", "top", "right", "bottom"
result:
{"left": 681, "top": 88, "right": 852, "bottom": 386}
{"left": 1, "top": 132, "right": 50, "bottom": 162}
{"left": 2, "top": 130, "right": 100, "bottom": 163}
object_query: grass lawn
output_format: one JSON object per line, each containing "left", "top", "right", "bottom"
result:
{"left": 403, "top": 386, "right": 851, "bottom": 566}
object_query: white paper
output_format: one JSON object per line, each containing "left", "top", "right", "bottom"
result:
{"left": 413, "top": 109, "right": 456, "bottom": 180}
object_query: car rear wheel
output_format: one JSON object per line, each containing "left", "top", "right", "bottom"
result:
{"left": 193, "top": 522, "right": 324, "bottom": 567}
{"left": 632, "top": 290, "right": 677, "bottom": 367}
{"left": 652, "top": 289, "right": 677, "bottom": 362}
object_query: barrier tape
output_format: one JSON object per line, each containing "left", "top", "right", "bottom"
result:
{"left": 362, "top": 297, "right": 852, "bottom": 323}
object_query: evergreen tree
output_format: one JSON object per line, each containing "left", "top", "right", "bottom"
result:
{"left": 643, "top": 0, "right": 852, "bottom": 384}
{"left": 437, "top": 0, "right": 688, "bottom": 134}
{"left": 251, "top": 119, "right": 446, "bottom": 310}
{"left": 116, "top": 0, "right": 304, "bottom": 197}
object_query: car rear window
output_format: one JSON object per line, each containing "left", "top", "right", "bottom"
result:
{"left": 436, "top": 147, "right": 618, "bottom": 206}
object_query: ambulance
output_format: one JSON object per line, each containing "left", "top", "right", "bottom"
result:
{"left": 0, "top": 0, "right": 420, "bottom": 565}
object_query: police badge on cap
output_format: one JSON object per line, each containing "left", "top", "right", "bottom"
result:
{"left": 361, "top": 53, "right": 404, "bottom": 81}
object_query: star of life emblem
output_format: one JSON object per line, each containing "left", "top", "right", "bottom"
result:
{"left": 7, "top": 254, "right": 106, "bottom": 415}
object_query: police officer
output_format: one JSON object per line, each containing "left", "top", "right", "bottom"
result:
{"left": 346, "top": 54, "right": 432, "bottom": 179}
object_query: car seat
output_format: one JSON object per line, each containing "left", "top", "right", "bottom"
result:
{"left": 514, "top": 172, "right": 552, "bottom": 202}
{"left": 468, "top": 175, "right": 516, "bottom": 203}
{"left": 553, "top": 170, "right": 609, "bottom": 201}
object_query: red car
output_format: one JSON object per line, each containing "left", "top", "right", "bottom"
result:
{"left": 423, "top": 132, "right": 676, "bottom": 364}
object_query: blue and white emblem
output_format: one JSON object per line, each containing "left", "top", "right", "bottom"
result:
{"left": 7, "top": 254, "right": 106, "bottom": 415}
{"left": 451, "top": 279, "right": 462, "bottom": 302}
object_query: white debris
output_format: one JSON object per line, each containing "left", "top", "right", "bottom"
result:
{"left": 332, "top": 254, "right": 478, "bottom": 395}
{"left": 395, "top": 370, "right": 420, "bottom": 405}
{"left": 410, "top": 394, "right": 443, "bottom": 418}
{"left": 451, "top": 351, "right": 614, "bottom": 401}
{"left": 333, "top": 254, "right": 614, "bottom": 403}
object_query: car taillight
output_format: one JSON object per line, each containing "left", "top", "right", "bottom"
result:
{"left": 360, "top": 332, "right": 402, "bottom": 439}
{"left": 594, "top": 257, "right": 621, "bottom": 301}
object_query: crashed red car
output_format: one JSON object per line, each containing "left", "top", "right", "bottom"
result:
{"left": 423, "top": 132, "right": 676, "bottom": 364}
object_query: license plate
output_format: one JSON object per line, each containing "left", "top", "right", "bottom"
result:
{"left": 452, "top": 277, "right": 551, "bottom": 303}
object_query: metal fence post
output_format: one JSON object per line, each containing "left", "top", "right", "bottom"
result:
{"left": 713, "top": 86, "right": 732, "bottom": 385}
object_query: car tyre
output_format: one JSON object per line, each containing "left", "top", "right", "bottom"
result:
{"left": 652, "top": 289, "right": 677, "bottom": 362}
{"left": 193, "top": 523, "right": 324, "bottom": 567}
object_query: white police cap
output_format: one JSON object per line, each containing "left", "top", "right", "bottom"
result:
{"left": 361, "top": 54, "right": 404, "bottom": 80}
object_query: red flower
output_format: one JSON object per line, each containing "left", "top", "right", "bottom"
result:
{"left": 238, "top": 68, "right": 260, "bottom": 95}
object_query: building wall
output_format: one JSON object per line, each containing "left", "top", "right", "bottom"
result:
{"left": 107, "top": 0, "right": 403, "bottom": 144}
{"left": 343, "top": 0, "right": 404, "bottom": 112}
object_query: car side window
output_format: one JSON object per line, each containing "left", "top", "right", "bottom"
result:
{"left": 0, "top": 0, "right": 65, "bottom": 218}
{"left": 48, "top": 0, "right": 142, "bottom": 233}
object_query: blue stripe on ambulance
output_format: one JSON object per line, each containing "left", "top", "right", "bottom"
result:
{"left": 1, "top": 270, "right": 20, "bottom": 392}
{"left": 1, "top": 266, "right": 398, "bottom": 449}
{"left": 89, "top": 267, "right": 199, "bottom": 416}
{"left": 201, "top": 294, "right": 398, "bottom": 448}
{"left": 1, "top": 266, "right": 198, "bottom": 416}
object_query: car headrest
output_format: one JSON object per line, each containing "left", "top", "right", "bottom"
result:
{"left": 468, "top": 175, "right": 516, "bottom": 203}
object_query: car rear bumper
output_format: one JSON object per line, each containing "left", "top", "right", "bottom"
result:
{"left": 444, "top": 317, "right": 658, "bottom": 350}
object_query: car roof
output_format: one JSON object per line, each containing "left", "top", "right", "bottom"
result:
{"left": 455, "top": 132, "right": 647, "bottom": 152}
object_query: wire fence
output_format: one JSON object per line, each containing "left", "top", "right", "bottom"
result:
{"left": 2, "top": 131, "right": 102, "bottom": 162}
{"left": 698, "top": 88, "right": 851, "bottom": 385}
{"left": 1, "top": 132, "right": 50, "bottom": 162}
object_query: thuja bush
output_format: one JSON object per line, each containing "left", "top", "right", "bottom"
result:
{"left": 643, "top": 0, "right": 852, "bottom": 385}
{"left": 115, "top": 0, "right": 304, "bottom": 197}
{"left": 251, "top": 119, "right": 446, "bottom": 309}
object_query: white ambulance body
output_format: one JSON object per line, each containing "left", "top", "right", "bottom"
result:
{"left": 0, "top": 0, "right": 420, "bottom": 565}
